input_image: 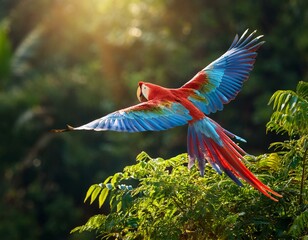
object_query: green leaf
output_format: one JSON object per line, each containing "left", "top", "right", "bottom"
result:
{"left": 116, "top": 201, "right": 122, "bottom": 212}
{"left": 103, "top": 175, "right": 113, "bottom": 184}
{"left": 136, "top": 151, "right": 151, "bottom": 162}
{"left": 90, "top": 186, "right": 102, "bottom": 204}
{"left": 84, "top": 185, "right": 96, "bottom": 203}
{"left": 111, "top": 172, "right": 123, "bottom": 186}
{"left": 296, "top": 81, "right": 308, "bottom": 100}
{"left": 289, "top": 95, "right": 298, "bottom": 111}
{"left": 258, "top": 153, "right": 281, "bottom": 171}
{"left": 99, "top": 188, "right": 109, "bottom": 208}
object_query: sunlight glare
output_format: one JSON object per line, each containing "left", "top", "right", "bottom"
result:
{"left": 128, "top": 27, "right": 142, "bottom": 38}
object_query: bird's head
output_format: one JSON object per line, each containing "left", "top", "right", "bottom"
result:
{"left": 137, "top": 81, "right": 150, "bottom": 102}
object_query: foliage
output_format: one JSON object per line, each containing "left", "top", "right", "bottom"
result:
{"left": 72, "top": 82, "right": 308, "bottom": 239}
{"left": 72, "top": 151, "right": 305, "bottom": 239}
{"left": 267, "top": 81, "right": 307, "bottom": 205}
{"left": 1, "top": 0, "right": 307, "bottom": 239}
{"left": 267, "top": 81, "right": 308, "bottom": 137}
{"left": 267, "top": 81, "right": 308, "bottom": 238}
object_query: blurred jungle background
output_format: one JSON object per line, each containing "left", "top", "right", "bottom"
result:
{"left": 0, "top": 0, "right": 307, "bottom": 239}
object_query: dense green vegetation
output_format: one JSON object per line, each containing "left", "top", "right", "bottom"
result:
{"left": 72, "top": 82, "right": 308, "bottom": 239}
{"left": 0, "top": 0, "right": 307, "bottom": 239}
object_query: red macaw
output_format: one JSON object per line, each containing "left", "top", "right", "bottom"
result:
{"left": 54, "top": 29, "right": 282, "bottom": 201}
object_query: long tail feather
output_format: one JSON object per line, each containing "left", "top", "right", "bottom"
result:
{"left": 187, "top": 117, "right": 282, "bottom": 201}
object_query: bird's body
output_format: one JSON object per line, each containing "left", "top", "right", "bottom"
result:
{"left": 54, "top": 30, "right": 282, "bottom": 201}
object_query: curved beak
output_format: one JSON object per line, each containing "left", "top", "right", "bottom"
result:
{"left": 137, "top": 86, "right": 142, "bottom": 102}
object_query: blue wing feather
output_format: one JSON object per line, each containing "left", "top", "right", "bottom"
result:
{"left": 182, "top": 29, "right": 264, "bottom": 115}
{"left": 73, "top": 100, "right": 192, "bottom": 132}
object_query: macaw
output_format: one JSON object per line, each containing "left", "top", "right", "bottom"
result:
{"left": 54, "top": 29, "right": 282, "bottom": 201}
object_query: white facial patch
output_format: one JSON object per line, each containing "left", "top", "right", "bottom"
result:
{"left": 142, "top": 85, "right": 149, "bottom": 100}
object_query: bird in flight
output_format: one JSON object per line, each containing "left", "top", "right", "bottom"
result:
{"left": 53, "top": 29, "right": 282, "bottom": 201}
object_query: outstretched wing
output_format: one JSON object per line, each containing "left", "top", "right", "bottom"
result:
{"left": 58, "top": 100, "right": 192, "bottom": 132}
{"left": 182, "top": 29, "right": 264, "bottom": 114}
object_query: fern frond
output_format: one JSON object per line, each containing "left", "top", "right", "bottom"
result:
{"left": 257, "top": 153, "right": 281, "bottom": 172}
{"left": 296, "top": 81, "right": 308, "bottom": 100}
{"left": 267, "top": 82, "right": 308, "bottom": 136}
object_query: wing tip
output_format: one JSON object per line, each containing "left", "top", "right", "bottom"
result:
{"left": 242, "top": 28, "right": 249, "bottom": 36}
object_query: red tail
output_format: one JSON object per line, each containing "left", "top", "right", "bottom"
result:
{"left": 187, "top": 117, "right": 282, "bottom": 201}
